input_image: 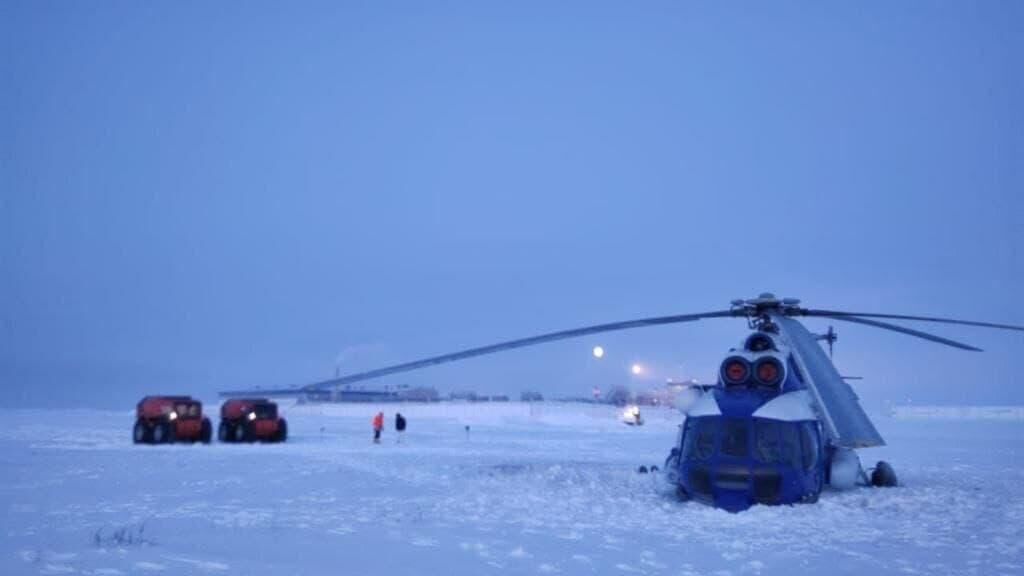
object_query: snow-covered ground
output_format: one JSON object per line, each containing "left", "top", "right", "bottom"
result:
{"left": 1, "top": 401, "right": 1021, "bottom": 576}
{"left": 891, "top": 405, "right": 1024, "bottom": 421}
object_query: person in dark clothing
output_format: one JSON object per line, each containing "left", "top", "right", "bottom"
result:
{"left": 395, "top": 412, "right": 407, "bottom": 443}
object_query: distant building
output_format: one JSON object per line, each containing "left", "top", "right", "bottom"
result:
{"left": 300, "top": 383, "right": 439, "bottom": 403}
{"left": 397, "top": 386, "right": 441, "bottom": 402}
{"left": 449, "top": 391, "right": 478, "bottom": 401}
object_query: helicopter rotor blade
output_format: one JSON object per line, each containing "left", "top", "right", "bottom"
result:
{"left": 303, "top": 310, "right": 738, "bottom": 390}
{"left": 816, "top": 314, "right": 982, "bottom": 351}
{"left": 802, "top": 310, "right": 1024, "bottom": 332}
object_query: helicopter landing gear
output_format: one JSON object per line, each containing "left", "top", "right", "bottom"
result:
{"left": 870, "top": 460, "right": 898, "bottom": 487}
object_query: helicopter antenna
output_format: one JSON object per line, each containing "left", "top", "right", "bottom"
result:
{"left": 817, "top": 326, "right": 838, "bottom": 358}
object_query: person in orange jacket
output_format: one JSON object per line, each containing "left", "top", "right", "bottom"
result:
{"left": 372, "top": 411, "right": 384, "bottom": 443}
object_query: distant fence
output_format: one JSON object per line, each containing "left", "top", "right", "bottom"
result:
{"left": 890, "top": 405, "right": 1024, "bottom": 421}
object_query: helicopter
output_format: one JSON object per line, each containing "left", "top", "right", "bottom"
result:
{"left": 221, "top": 292, "right": 1023, "bottom": 512}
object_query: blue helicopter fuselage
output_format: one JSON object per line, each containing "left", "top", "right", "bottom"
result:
{"left": 668, "top": 336, "right": 829, "bottom": 512}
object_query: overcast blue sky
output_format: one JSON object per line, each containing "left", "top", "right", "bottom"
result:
{"left": 2, "top": 1, "right": 1021, "bottom": 409}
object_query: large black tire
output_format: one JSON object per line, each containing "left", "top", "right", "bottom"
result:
{"left": 233, "top": 422, "right": 249, "bottom": 443}
{"left": 152, "top": 422, "right": 171, "bottom": 444}
{"left": 275, "top": 419, "right": 288, "bottom": 443}
{"left": 871, "top": 460, "right": 898, "bottom": 487}
{"left": 218, "top": 421, "right": 232, "bottom": 443}
{"left": 200, "top": 418, "right": 212, "bottom": 444}
{"left": 133, "top": 420, "right": 151, "bottom": 444}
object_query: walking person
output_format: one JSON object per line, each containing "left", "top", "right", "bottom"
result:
{"left": 395, "top": 412, "right": 406, "bottom": 443}
{"left": 372, "top": 411, "right": 384, "bottom": 444}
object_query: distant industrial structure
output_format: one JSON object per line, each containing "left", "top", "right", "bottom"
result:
{"left": 222, "top": 382, "right": 440, "bottom": 403}
{"left": 219, "top": 363, "right": 707, "bottom": 407}
{"left": 448, "top": 391, "right": 510, "bottom": 402}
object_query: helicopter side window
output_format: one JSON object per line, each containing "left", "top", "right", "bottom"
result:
{"left": 800, "top": 422, "right": 819, "bottom": 471}
{"left": 720, "top": 418, "right": 749, "bottom": 458}
{"left": 754, "top": 419, "right": 782, "bottom": 464}
{"left": 683, "top": 418, "right": 718, "bottom": 461}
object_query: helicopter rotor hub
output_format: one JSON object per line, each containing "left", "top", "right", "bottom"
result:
{"left": 730, "top": 294, "right": 805, "bottom": 329}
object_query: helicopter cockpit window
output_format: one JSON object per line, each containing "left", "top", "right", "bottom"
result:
{"left": 683, "top": 418, "right": 718, "bottom": 461}
{"left": 754, "top": 419, "right": 802, "bottom": 467}
{"left": 779, "top": 422, "right": 802, "bottom": 468}
{"left": 754, "top": 420, "right": 782, "bottom": 463}
{"left": 720, "top": 418, "right": 749, "bottom": 458}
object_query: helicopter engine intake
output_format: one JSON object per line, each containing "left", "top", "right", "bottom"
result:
{"left": 720, "top": 354, "right": 786, "bottom": 390}
{"left": 753, "top": 357, "right": 785, "bottom": 388}
{"left": 720, "top": 357, "right": 751, "bottom": 387}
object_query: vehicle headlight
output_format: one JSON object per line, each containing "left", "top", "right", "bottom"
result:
{"left": 168, "top": 411, "right": 178, "bottom": 421}
{"left": 248, "top": 412, "right": 257, "bottom": 421}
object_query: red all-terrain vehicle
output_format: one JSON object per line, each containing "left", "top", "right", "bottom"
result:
{"left": 133, "top": 396, "right": 212, "bottom": 444}
{"left": 219, "top": 398, "right": 288, "bottom": 443}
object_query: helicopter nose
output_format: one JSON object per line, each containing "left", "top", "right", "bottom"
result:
{"left": 692, "top": 464, "right": 793, "bottom": 512}
{"left": 713, "top": 490, "right": 754, "bottom": 513}
{"left": 709, "top": 465, "right": 756, "bottom": 512}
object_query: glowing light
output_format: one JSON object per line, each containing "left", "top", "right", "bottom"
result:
{"left": 592, "top": 346, "right": 604, "bottom": 359}
{"left": 631, "top": 363, "right": 643, "bottom": 375}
